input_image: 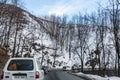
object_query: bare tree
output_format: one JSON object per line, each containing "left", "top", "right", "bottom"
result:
{"left": 11, "top": 0, "right": 20, "bottom": 6}
{"left": 0, "top": 0, "right": 8, "bottom": 3}
{"left": 107, "top": 0, "right": 120, "bottom": 76}
{"left": 71, "top": 14, "right": 90, "bottom": 72}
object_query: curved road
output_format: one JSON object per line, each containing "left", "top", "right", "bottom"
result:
{"left": 44, "top": 70, "right": 86, "bottom": 80}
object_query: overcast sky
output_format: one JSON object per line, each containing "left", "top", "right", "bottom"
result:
{"left": 23, "top": 0, "right": 108, "bottom": 17}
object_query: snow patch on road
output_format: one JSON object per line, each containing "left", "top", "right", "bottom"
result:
{"left": 73, "top": 72, "right": 120, "bottom": 80}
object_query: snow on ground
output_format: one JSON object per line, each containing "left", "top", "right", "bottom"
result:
{"left": 73, "top": 72, "right": 120, "bottom": 80}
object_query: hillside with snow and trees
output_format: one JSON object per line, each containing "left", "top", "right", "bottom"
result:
{"left": 0, "top": 0, "right": 120, "bottom": 79}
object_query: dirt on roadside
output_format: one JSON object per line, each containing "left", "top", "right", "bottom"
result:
{"left": 0, "top": 48, "right": 9, "bottom": 74}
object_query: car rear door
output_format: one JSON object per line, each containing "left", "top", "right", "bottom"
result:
{"left": 3, "top": 58, "right": 36, "bottom": 80}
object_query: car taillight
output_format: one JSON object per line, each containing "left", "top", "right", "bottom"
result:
{"left": 35, "top": 71, "right": 40, "bottom": 79}
{"left": 0, "top": 72, "right": 4, "bottom": 79}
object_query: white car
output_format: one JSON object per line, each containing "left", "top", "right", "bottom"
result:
{"left": 1, "top": 58, "right": 44, "bottom": 80}
{"left": 66, "top": 66, "right": 71, "bottom": 70}
{"left": 62, "top": 66, "right": 71, "bottom": 71}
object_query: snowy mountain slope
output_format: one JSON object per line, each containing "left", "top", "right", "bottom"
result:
{"left": 0, "top": 3, "right": 118, "bottom": 70}
{"left": 0, "top": 3, "right": 54, "bottom": 58}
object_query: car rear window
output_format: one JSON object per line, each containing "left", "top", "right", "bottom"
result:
{"left": 7, "top": 59, "right": 34, "bottom": 71}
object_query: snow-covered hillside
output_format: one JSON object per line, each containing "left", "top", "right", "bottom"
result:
{"left": 0, "top": 3, "right": 54, "bottom": 64}
{"left": 0, "top": 3, "right": 118, "bottom": 71}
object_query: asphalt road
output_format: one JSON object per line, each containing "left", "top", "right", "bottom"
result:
{"left": 44, "top": 70, "right": 86, "bottom": 80}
